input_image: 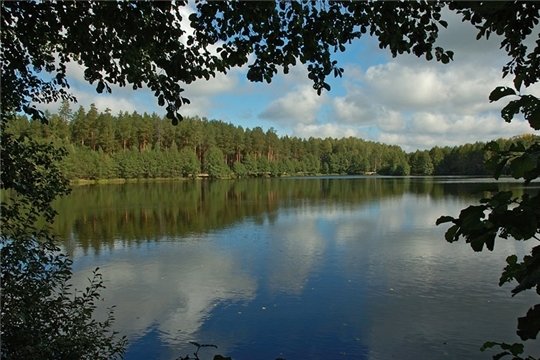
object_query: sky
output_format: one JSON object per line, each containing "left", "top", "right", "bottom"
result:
{"left": 39, "top": 8, "right": 539, "bottom": 153}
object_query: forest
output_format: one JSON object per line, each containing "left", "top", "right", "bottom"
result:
{"left": 6, "top": 100, "right": 537, "bottom": 180}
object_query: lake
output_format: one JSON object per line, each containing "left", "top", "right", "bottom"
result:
{"left": 54, "top": 176, "right": 540, "bottom": 360}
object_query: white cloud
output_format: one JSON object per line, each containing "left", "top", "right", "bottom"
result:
{"left": 376, "top": 109, "right": 408, "bottom": 132}
{"left": 331, "top": 85, "right": 375, "bottom": 125}
{"left": 292, "top": 123, "right": 365, "bottom": 140}
{"left": 349, "top": 60, "right": 507, "bottom": 115}
{"left": 258, "top": 85, "right": 329, "bottom": 124}
{"left": 366, "top": 63, "right": 450, "bottom": 110}
{"left": 378, "top": 115, "right": 534, "bottom": 152}
{"left": 324, "top": 11, "right": 540, "bottom": 151}
{"left": 185, "top": 71, "right": 239, "bottom": 97}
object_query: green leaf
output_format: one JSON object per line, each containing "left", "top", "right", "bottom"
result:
{"left": 489, "top": 190, "right": 513, "bottom": 208}
{"left": 436, "top": 215, "right": 454, "bottom": 225}
{"left": 523, "top": 95, "right": 540, "bottom": 130}
{"left": 509, "top": 156, "right": 535, "bottom": 179}
{"left": 213, "top": 356, "right": 232, "bottom": 360}
{"left": 506, "top": 254, "right": 518, "bottom": 266}
{"left": 469, "top": 231, "right": 496, "bottom": 252}
{"left": 440, "top": 54, "right": 450, "bottom": 64}
{"left": 508, "top": 343, "right": 524, "bottom": 355}
{"left": 501, "top": 99, "right": 521, "bottom": 122}
{"left": 489, "top": 86, "right": 516, "bottom": 102}
{"left": 480, "top": 341, "right": 499, "bottom": 351}
{"left": 445, "top": 224, "right": 459, "bottom": 243}
{"left": 96, "top": 80, "right": 105, "bottom": 94}
{"left": 493, "top": 352, "right": 511, "bottom": 360}
{"left": 517, "top": 304, "right": 540, "bottom": 340}
{"left": 514, "top": 73, "right": 526, "bottom": 91}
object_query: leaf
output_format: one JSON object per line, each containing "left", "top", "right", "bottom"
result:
{"left": 436, "top": 215, "right": 454, "bottom": 225}
{"left": 440, "top": 54, "right": 450, "bottom": 64}
{"left": 493, "top": 352, "right": 511, "bottom": 360}
{"left": 470, "top": 232, "right": 496, "bottom": 252}
{"left": 445, "top": 224, "right": 459, "bottom": 243}
{"left": 523, "top": 95, "right": 540, "bottom": 130}
{"left": 514, "top": 73, "right": 526, "bottom": 91}
{"left": 509, "top": 156, "right": 535, "bottom": 179}
{"left": 460, "top": 205, "right": 486, "bottom": 229}
{"left": 501, "top": 99, "right": 521, "bottom": 122}
{"left": 506, "top": 254, "right": 518, "bottom": 266}
{"left": 480, "top": 341, "right": 499, "bottom": 351}
{"left": 489, "top": 86, "right": 516, "bottom": 102}
{"left": 96, "top": 80, "right": 105, "bottom": 94}
{"left": 508, "top": 343, "right": 524, "bottom": 355}
{"left": 488, "top": 190, "right": 513, "bottom": 208}
{"left": 213, "top": 356, "right": 232, "bottom": 360}
{"left": 517, "top": 304, "right": 540, "bottom": 340}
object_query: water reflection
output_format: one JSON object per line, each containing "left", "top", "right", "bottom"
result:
{"left": 70, "top": 238, "right": 258, "bottom": 359}
{"left": 58, "top": 177, "right": 540, "bottom": 359}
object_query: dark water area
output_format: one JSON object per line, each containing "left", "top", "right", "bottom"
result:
{"left": 54, "top": 176, "right": 540, "bottom": 359}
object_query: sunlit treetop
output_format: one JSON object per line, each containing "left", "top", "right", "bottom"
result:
{"left": 1, "top": 1, "right": 539, "bottom": 125}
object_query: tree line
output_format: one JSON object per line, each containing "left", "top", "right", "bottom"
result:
{"left": 6, "top": 100, "right": 538, "bottom": 180}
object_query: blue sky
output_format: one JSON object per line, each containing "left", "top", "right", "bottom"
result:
{"left": 39, "top": 8, "right": 539, "bottom": 152}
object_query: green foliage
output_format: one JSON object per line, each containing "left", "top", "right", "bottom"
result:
{"left": 204, "top": 147, "right": 229, "bottom": 179}
{"left": 233, "top": 161, "right": 248, "bottom": 178}
{"left": 0, "top": 119, "right": 127, "bottom": 359}
{"left": 409, "top": 150, "right": 434, "bottom": 176}
{"left": 300, "top": 154, "right": 320, "bottom": 175}
{"left": 481, "top": 342, "right": 529, "bottom": 360}
{"left": 180, "top": 147, "right": 201, "bottom": 178}
{"left": 10, "top": 109, "right": 528, "bottom": 181}
{"left": 256, "top": 156, "right": 270, "bottom": 176}
{"left": 242, "top": 154, "right": 258, "bottom": 177}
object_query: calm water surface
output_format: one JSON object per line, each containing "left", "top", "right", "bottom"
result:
{"left": 54, "top": 176, "right": 540, "bottom": 360}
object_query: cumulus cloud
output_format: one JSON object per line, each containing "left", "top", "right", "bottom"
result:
{"left": 330, "top": 85, "right": 375, "bottom": 125}
{"left": 258, "top": 85, "right": 329, "bottom": 125}
{"left": 292, "top": 123, "right": 366, "bottom": 140}
{"left": 184, "top": 70, "right": 240, "bottom": 97}
{"left": 335, "top": 59, "right": 508, "bottom": 117}
{"left": 325, "top": 10, "right": 540, "bottom": 151}
{"left": 378, "top": 115, "right": 533, "bottom": 152}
